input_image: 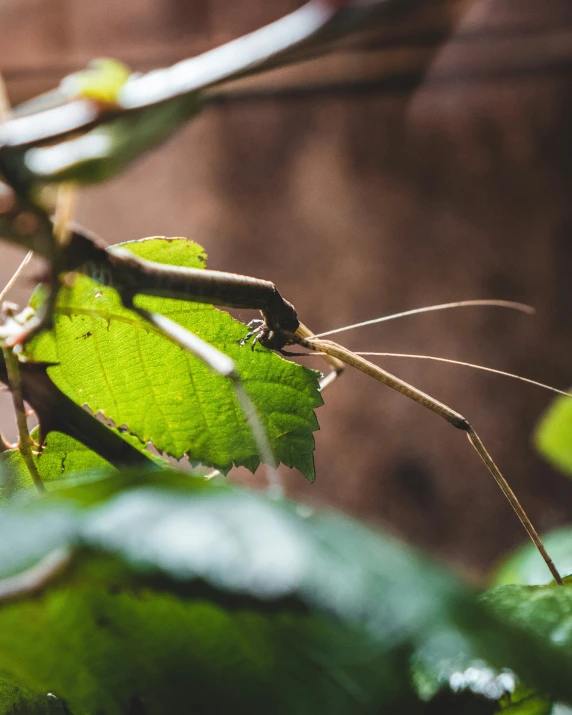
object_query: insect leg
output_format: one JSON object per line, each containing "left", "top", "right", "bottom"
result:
{"left": 293, "top": 334, "right": 564, "bottom": 585}
{"left": 294, "top": 322, "right": 345, "bottom": 390}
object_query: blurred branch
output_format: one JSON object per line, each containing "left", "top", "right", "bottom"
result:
{"left": 0, "top": 0, "right": 455, "bottom": 151}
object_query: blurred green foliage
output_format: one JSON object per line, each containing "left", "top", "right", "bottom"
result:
{"left": 535, "top": 395, "right": 572, "bottom": 477}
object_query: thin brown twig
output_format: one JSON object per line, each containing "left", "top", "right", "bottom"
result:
{"left": 0, "top": 71, "right": 11, "bottom": 123}
{"left": 0, "top": 250, "right": 33, "bottom": 304}
{"left": 53, "top": 182, "right": 76, "bottom": 247}
{"left": 2, "top": 347, "right": 45, "bottom": 492}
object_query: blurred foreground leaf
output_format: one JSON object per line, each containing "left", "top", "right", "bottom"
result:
{"left": 0, "top": 472, "right": 571, "bottom": 713}
{"left": 0, "top": 672, "right": 54, "bottom": 715}
{"left": 492, "top": 527, "right": 572, "bottom": 587}
{"left": 535, "top": 395, "right": 572, "bottom": 476}
{"left": 481, "top": 583, "right": 572, "bottom": 714}
{"left": 482, "top": 583, "right": 572, "bottom": 653}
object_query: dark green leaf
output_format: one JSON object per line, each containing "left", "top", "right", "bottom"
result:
{"left": 0, "top": 473, "right": 571, "bottom": 713}
{"left": 0, "top": 672, "right": 54, "bottom": 715}
{"left": 0, "top": 584, "right": 419, "bottom": 715}
{"left": 482, "top": 583, "right": 572, "bottom": 651}
{"left": 482, "top": 583, "right": 572, "bottom": 710}
{"left": 412, "top": 634, "right": 518, "bottom": 705}
{"left": 0, "top": 475, "right": 424, "bottom": 714}
{"left": 497, "top": 688, "right": 552, "bottom": 714}
{"left": 413, "top": 641, "right": 551, "bottom": 715}
{"left": 0, "top": 473, "right": 465, "bottom": 623}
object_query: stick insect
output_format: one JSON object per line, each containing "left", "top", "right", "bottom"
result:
{"left": 0, "top": 217, "right": 568, "bottom": 584}
{"left": 0, "top": 0, "right": 568, "bottom": 586}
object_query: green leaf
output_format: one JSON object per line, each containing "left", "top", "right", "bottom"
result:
{"left": 535, "top": 394, "right": 572, "bottom": 476}
{"left": 481, "top": 583, "right": 572, "bottom": 711}
{"left": 410, "top": 576, "right": 567, "bottom": 713}
{"left": 491, "top": 527, "right": 572, "bottom": 586}
{"left": 497, "top": 689, "right": 552, "bottom": 714}
{"left": 0, "top": 426, "right": 154, "bottom": 499}
{"left": 0, "top": 475, "right": 423, "bottom": 714}
{"left": 412, "top": 635, "right": 552, "bottom": 714}
{"left": 482, "top": 583, "right": 572, "bottom": 644}
{"left": 412, "top": 633, "right": 518, "bottom": 706}
{"left": 0, "top": 672, "right": 54, "bottom": 715}
{"left": 0, "top": 472, "right": 466, "bottom": 622}
{"left": 0, "top": 586, "right": 417, "bottom": 715}
{"left": 410, "top": 594, "right": 550, "bottom": 712}
{"left": 0, "top": 473, "right": 571, "bottom": 713}
{"left": 25, "top": 238, "right": 322, "bottom": 479}
{"left": 0, "top": 427, "right": 105, "bottom": 499}
{"left": 60, "top": 58, "right": 131, "bottom": 105}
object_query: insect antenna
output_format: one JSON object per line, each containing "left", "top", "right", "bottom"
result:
{"left": 314, "top": 299, "right": 535, "bottom": 339}
{"left": 299, "top": 300, "right": 536, "bottom": 391}
{"left": 354, "top": 352, "right": 572, "bottom": 399}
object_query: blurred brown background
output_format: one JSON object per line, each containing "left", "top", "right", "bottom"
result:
{"left": 1, "top": 0, "right": 572, "bottom": 579}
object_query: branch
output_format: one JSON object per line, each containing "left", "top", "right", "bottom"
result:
{"left": 0, "top": 0, "right": 427, "bottom": 185}
{"left": 0, "top": 354, "right": 153, "bottom": 469}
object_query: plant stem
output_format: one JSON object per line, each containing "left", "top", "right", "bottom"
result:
{"left": 2, "top": 347, "right": 45, "bottom": 493}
